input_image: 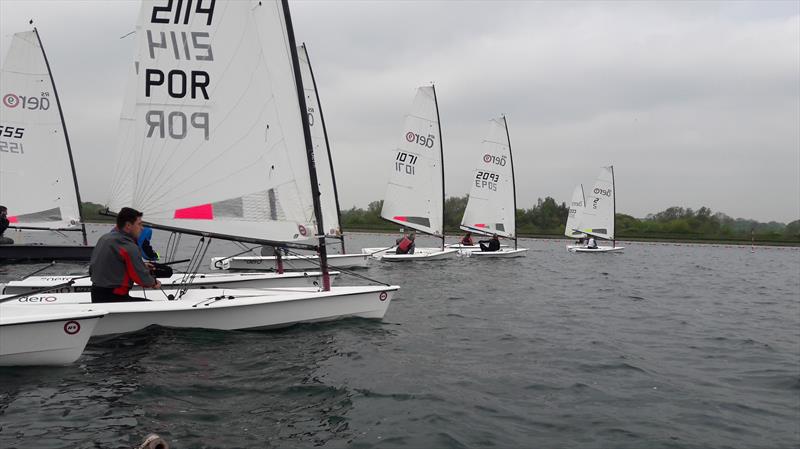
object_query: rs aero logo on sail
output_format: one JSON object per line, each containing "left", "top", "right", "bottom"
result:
{"left": 594, "top": 187, "right": 612, "bottom": 197}
{"left": 2, "top": 92, "right": 51, "bottom": 110}
{"left": 483, "top": 154, "right": 507, "bottom": 166}
{"left": 405, "top": 131, "right": 435, "bottom": 148}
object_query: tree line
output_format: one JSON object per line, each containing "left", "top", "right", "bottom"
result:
{"left": 79, "top": 200, "right": 799, "bottom": 243}
{"left": 338, "top": 197, "right": 800, "bottom": 243}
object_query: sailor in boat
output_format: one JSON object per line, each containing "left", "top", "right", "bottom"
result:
{"left": 587, "top": 236, "right": 598, "bottom": 249}
{"left": 395, "top": 232, "right": 416, "bottom": 254}
{"left": 461, "top": 231, "right": 474, "bottom": 246}
{"left": 138, "top": 226, "right": 173, "bottom": 278}
{"left": 89, "top": 207, "right": 161, "bottom": 303}
{"left": 478, "top": 234, "right": 501, "bottom": 252}
{"left": 138, "top": 226, "right": 159, "bottom": 261}
{"left": 0, "top": 206, "right": 12, "bottom": 245}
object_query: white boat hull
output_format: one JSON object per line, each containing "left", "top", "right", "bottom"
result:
{"left": 461, "top": 248, "right": 528, "bottom": 258}
{"left": 0, "top": 308, "right": 106, "bottom": 366}
{"left": 210, "top": 253, "right": 369, "bottom": 271}
{"left": 362, "top": 247, "right": 459, "bottom": 261}
{"left": 446, "top": 243, "right": 509, "bottom": 252}
{"left": 567, "top": 245, "right": 625, "bottom": 253}
{"left": 4, "top": 285, "right": 398, "bottom": 336}
{"left": 1, "top": 271, "right": 338, "bottom": 295}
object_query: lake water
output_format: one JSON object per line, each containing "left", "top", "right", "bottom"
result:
{"left": 1, "top": 225, "right": 798, "bottom": 448}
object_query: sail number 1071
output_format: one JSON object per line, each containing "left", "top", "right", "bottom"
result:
{"left": 395, "top": 151, "right": 417, "bottom": 175}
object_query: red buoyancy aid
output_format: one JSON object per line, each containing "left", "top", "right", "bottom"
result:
{"left": 398, "top": 237, "right": 413, "bottom": 252}
{"left": 461, "top": 236, "right": 474, "bottom": 245}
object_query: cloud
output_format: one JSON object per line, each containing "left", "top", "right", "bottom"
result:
{"left": 2, "top": 0, "right": 798, "bottom": 222}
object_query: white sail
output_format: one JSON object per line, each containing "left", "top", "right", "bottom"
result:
{"left": 460, "top": 117, "right": 515, "bottom": 238}
{"left": 564, "top": 184, "right": 587, "bottom": 238}
{"left": 576, "top": 166, "right": 615, "bottom": 240}
{"left": 297, "top": 44, "right": 340, "bottom": 238}
{"left": 0, "top": 31, "right": 82, "bottom": 229}
{"left": 107, "top": 0, "right": 317, "bottom": 243}
{"left": 380, "top": 86, "right": 443, "bottom": 236}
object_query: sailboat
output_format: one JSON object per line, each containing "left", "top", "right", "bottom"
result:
{"left": 0, "top": 29, "right": 93, "bottom": 260}
{"left": 209, "top": 43, "right": 369, "bottom": 271}
{"left": 2, "top": 269, "right": 342, "bottom": 294}
{"left": 0, "top": 305, "right": 106, "bottom": 366}
{"left": 8, "top": 0, "right": 397, "bottom": 332}
{"left": 361, "top": 86, "right": 458, "bottom": 261}
{"left": 456, "top": 116, "right": 527, "bottom": 258}
{"left": 564, "top": 184, "right": 587, "bottom": 241}
{"left": 567, "top": 166, "right": 624, "bottom": 253}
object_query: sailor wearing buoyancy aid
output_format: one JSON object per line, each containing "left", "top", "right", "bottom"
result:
{"left": 89, "top": 207, "right": 161, "bottom": 303}
{"left": 479, "top": 234, "right": 501, "bottom": 252}
{"left": 587, "top": 237, "right": 598, "bottom": 249}
{"left": 137, "top": 226, "right": 159, "bottom": 261}
{"left": 395, "top": 232, "right": 416, "bottom": 254}
{"left": 0, "top": 205, "right": 12, "bottom": 245}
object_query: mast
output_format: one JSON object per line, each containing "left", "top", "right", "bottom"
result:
{"left": 503, "top": 115, "right": 518, "bottom": 250}
{"left": 431, "top": 84, "right": 446, "bottom": 250}
{"left": 282, "top": 0, "right": 330, "bottom": 290}
{"left": 34, "top": 27, "right": 88, "bottom": 246}
{"left": 302, "top": 43, "right": 345, "bottom": 254}
{"left": 611, "top": 165, "right": 616, "bottom": 248}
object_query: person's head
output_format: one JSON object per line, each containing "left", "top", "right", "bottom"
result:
{"left": 465, "top": 231, "right": 471, "bottom": 237}
{"left": 117, "top": 207, "right": 144, "bottom": 238}
{"left": 0, "top": 205, "right": 7, "bottom": 217}
{"left": 409, "top": 232, "right": 416, "bottom": 241}
{"left": 492, "top": 234, "right": 499, "bottom": 240}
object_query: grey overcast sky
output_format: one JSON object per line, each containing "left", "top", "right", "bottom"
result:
{"left": 1, "top": 0, "right": 798, "bottom": 222}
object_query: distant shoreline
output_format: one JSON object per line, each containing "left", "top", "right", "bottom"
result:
{"left": 340, "top": 227, "right": 800, "bottom": 248}
{"left": 79, "top": 221, "right": 799, "bottom": 248}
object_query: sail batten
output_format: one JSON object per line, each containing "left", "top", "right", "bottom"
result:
{"left": 107, "top": 0, "right": 317, "bottom": 244}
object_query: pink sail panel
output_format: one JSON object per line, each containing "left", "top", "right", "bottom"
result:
{"left": 174, "top": 204, "right": 214, "bottom": 220}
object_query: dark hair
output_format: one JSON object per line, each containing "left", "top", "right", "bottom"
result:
{"left": 0, "top": 205, "right": 6, "bottom": 213}
{"left": 116, "top": 207, "right": 143, "bottom": 229}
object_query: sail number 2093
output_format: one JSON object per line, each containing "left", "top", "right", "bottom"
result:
{"left": 475, "top": 171, "right": 499, "bottom": 191}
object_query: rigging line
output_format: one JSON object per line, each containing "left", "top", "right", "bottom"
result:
{"left": 212, "top": 244, "right": 269, "bottom": 270}
{"left": 177, "top": 237, "right": 211, "bottom": 298}
{"left": 405, "top": 112, "right": 437, "bottom": 123}
{"left": 164, "top": 231, "right": 176, "bottom": 262}
{"left": 283, "top": 248, "right": 389, "bottom": 287}
{"left": 134, "top": 1, "right": 234, "bottom": 199}
{"left": 137, "top": 6, "right": 260, "bottom": 202}
{"left": 169, "top": 233, "right": 182, "bottom": 262}
{"left": 235, "top": 242, "right": 263, "bottom": 256}
{"left": 165, "top": 232, "right": 181, "bottom": 262}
